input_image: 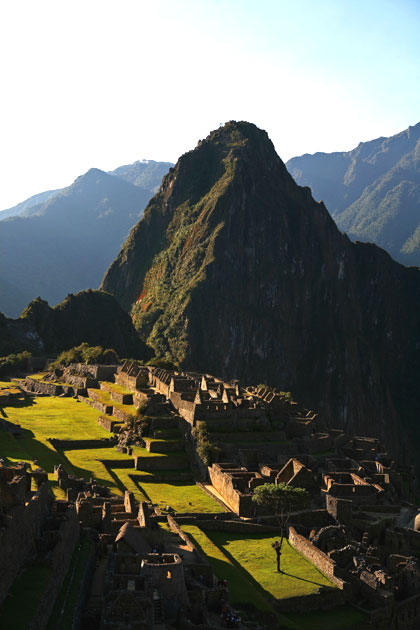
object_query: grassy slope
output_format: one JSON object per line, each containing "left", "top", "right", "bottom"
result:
{"left": 0, "top": 397, "right": 121, "bottom": 495}
{"left": 88, "top": 388, "right": 137, "bottom": 414}
{"left": 0, "top": 396, "right": 222, "bottom": 511}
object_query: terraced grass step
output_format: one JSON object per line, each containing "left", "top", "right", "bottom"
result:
{"left": 149, "top": 416, "right": 179, "bottom": 430}
{"left": 98, "top": 415, "right": 124, "bottom": 433}
{"left": 87, "top": 389, "right": 137, "bottom": 421}
{"left": 132, "top": 447, "right": 189, "bottom": 471}
{"left": 153, "top": 428, "right": 181, "bottom": 439}
{"left": 144, "top": 437, "right": 184, "bottom": 453}
{"left": 100, "top": 381, "right": 134, "bottom": 405}
{"left": 133, "top": 481, "right": 225, "bottom": 514}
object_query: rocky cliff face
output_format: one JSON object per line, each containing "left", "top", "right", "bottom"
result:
{"left": 102, "top": 121, "right": 420, "bottom": 461}
{"left": 1, "top": 290, "right": 149, "bottom": 359}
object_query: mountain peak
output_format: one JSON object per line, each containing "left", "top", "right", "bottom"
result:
{"left": 75, "top": 167, "right": 108, "bottom": 183}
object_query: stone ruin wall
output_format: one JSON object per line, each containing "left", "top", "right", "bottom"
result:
{"left": 0, "top": 482, "right": 51, "bottom": 606}
{"left": 29, "top": 505, "right": 80, "bottom": 630}
{"left": 288, "top": 526, "right": 346, "bottom": 590}
{"left": 208, "top": 465, "right": 241, "bottom": 513}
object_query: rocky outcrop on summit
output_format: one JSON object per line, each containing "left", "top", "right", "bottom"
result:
{"left": 102, "top": 121, "right": 420, "bottom": 462}
{"left": 287, "top": 122, "right": 420, "bottom": 266}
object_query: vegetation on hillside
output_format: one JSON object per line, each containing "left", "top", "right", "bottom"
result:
{"left": 49, "top": 343, "right": 118, "bottom": 369}
{"left": 0, "top": 350, "right": 32, "bottom": 376}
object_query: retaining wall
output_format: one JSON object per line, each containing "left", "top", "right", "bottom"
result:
{"left": 288, "top": 526, "right": 346, "bottom": 589}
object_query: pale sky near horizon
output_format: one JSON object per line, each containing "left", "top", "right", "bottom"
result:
{"left": 0, "top": 0, "right": 419, "bottom": 210}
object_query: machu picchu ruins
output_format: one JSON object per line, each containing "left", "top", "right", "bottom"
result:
{"left": 1, "top": 358, "right": 420, "bottom": 629}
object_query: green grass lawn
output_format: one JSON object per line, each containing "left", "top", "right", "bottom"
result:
{"left": 207, "top": 531, "right": 336, "bottom": 600}
{"left": 1, "top": 396, "right": 109, "bottom": 440}
{"left": 0, "top": 396, "right": 114, "bottom": 497}
{"left": 61, "top": 448, "right": 133, "bottom": 495}
{"left": 26, "top": 372, "right": 48, "bottom": 381}
{"left": 0, "top": 565, "right": 52, "bottom": 629}
{"left": 89, "top": 389, "right": 137, "bottom": 415}
{"left": 181, "top": 527, "right": 365, "bottom": 630}
{"left": 0, "top": 379, "right": 14, "bottom": 387}
{"left": 131, "top": 478, "right": 225, "bottom": 513}
{"left": 26, "top": 372, "right": 74, "bottom": 387}
{"left": 131, "top": 446, "right": 189, "bottom": 466}
{"left": 0, "top": 431, "right": 32, "bottom": 465}
{"left": 100, "top": 381, "right": 133, "bottom": 396}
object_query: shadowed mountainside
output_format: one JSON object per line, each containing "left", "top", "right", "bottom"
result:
{"left": 102, "top": 120, "right": 420, "bottom": 462}
{"left": 0, "top": 289, "right": 150, "bottom": 359}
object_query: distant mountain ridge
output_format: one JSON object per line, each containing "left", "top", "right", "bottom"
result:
{"left": 0, "top": 159, "right": 173, "bottom": 221}
{"left": 0, "top": 189, "right": 61, "bottom": 220}
{"left": 0, "top": 159, "right": 173, "bottom": 317}
{"left": 286, "top": 122, "right": 420, "bottom": 265}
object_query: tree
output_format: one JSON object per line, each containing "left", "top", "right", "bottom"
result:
{"left": 252, "top": 483, "right": 308, "bottom": 571}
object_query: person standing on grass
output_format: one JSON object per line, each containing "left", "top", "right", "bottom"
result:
{"left": 272, "top": 540, "right": 282, "bottom": 572}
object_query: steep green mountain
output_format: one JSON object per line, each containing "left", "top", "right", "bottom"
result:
{"left": 0, "top": 289, "right": 149, "bottom": 358}
{"left": 0, "top": 160, "right": 172, "bottom": 317}
{"left": 286, "top": 122, "right": 420, "bottom": 265}
{"left": 102, "top": 121, "right": 420, "bottom": 462}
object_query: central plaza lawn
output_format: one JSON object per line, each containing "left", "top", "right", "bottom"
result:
{"left": 0, "top": 396, "right": 222, "bottom": 512}
{"left": 207, "top": 531, "right": 336, "bottom": 600}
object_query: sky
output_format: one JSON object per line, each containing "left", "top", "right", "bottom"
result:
{"left": 0, "top": 0, "right": 419, "bottom": 210}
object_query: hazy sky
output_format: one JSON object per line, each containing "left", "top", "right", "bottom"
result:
{"left": 0, "top": 0, "right": 419, "bottom": 209}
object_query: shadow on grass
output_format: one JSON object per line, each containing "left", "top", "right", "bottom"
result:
{"left": 0, "top": 396, "right": 36, "bottom": 418}
{"left": 131, "top": 477, "right": 152, "bottom": 502}
{"left": 279, "top": 570, "right": 328, "bottom": 588}
{"left": 2, "top": 429, "right": 118, "bottom": 490}
{"left": 211, "top": 531, "right": 334, "bottom": 591}
{"left": 104, "top": 465, "right": 128, "bottom": 494}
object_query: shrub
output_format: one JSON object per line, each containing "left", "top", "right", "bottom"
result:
{"left": 193, "top": 425, "right": 221, "bottom": 466}
{"left": 50, "top": 343, "right": 119, "bottom": 368}
{"left": 0, "top": 351, "right": 32, "bottom": 376}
